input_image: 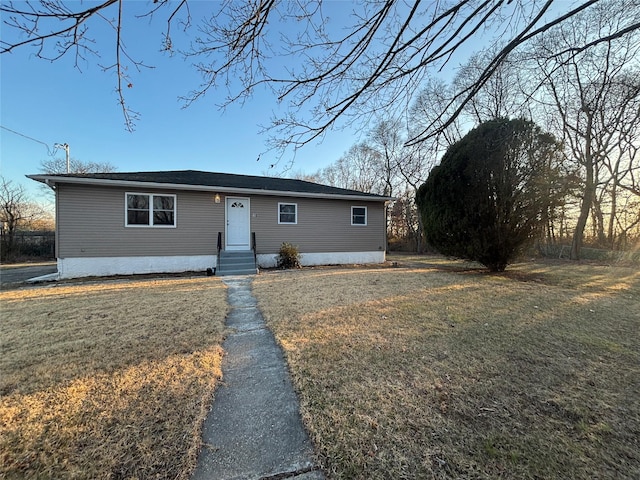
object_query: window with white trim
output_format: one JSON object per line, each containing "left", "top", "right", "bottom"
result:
{"left": 351, "top": 206, "right": 367, "bottom": 226}
{"left": 278, "top": 203, "right": 297, "bottom": 224}
{"left": 126, "top": 193, "right": 176, "bottom": 227}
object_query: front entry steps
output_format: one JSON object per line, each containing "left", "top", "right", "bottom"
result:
{"left": 217, "top": 250, "right": 258, "bottom": 276}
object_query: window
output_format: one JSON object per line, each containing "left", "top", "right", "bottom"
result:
{"left": 278, "top": 203, "right": 297, "bottom": 224}
{"left": 351, "top": 206, "right": 367, "bottom": 226}
{"left": 126, "top": 193, "right": 176, "bottom": 227}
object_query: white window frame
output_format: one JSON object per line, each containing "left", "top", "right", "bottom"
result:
{"left": 278, "top": 202, "right": 298, "bottom": 225}
{"left": 351, "top": 206, "right": 368, "bottom": 226}
{"left": 125, "top": 192, "right": 177, "bottom": 228}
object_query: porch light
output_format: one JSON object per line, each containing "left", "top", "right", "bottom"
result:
{"left": 214, "top": 193, "right": 221, "bottom": 203}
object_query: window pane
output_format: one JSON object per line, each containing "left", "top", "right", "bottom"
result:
{"left": 153, "top": 211, "right": 175, "bottom": 225}
{"left": 128, "top": 210, "right": 149, "bottom": 225}
{"left": 153, "top": 196, "right": 174, "bottom": 210}
{"left": 280, "top": 204, "right": 295, "bottom": 214}
{"left": 127, "top": 194, "right": 150, "bottom": 225}
{"left": 352, "top": 207, "right": 366, "bottom": 225}
{"left": 127, "top": 193, "right": 175, "bottom": 226}
{"left": 127, "top": 194, "right": 149, "bottom": 209}
{"left": 279, "top": 204, "right": 296, "bottom": 223}
{"left": 152, "top": 195, "right": 175, "bottom": 225}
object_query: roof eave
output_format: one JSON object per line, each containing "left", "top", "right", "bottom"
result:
{"left": 26, "top": 174, "right": 394, "bottom": 202}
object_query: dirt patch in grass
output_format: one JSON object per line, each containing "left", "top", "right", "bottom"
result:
{"left": 253, "top": 258, "right": 640, "bottom": 479}
{"left": 0, "top": 277, "right": 227, "bottom": 479}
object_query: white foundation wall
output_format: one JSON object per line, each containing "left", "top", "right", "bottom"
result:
{"left": 256, "top": 251, "right": 385, "bottom": 268}
{"left": 57, "top": 251, "right": 385, "bottom": 278}
{"left": 58, "top": 255, "right": 216, "bottom": 279}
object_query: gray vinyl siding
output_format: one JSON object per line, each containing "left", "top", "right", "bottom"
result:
{"left": 57, "top": 185, "right": 386, "bottom": 258}
{"left": 57, "top": 185, "right": 222, "bottom": 258}
{"left": 250, "top": 196, "right": 386, "bottom": 254}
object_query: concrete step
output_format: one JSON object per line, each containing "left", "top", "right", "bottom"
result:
{"left": 217, "top": 268, "right": 259, "bottom": 276}
{"left": 220, "top": 257, "right": 255, "bottom": 266}
{"left": 217, "top": 251, "right": 257, "bottom": 276}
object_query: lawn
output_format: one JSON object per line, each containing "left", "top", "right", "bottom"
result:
{"left": 253, "top": 255, "right": 640, "bottom": 479}
{"left": 2, "top": 257, "right": 638, "bottom": 480}
{"left": 0, "top": 277, "right": 228, "bottom": 479}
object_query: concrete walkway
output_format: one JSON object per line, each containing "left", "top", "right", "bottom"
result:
{"left": 192, "top": 276, "right": 324, "bottom": 480}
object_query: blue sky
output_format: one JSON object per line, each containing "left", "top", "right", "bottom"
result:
{"left": 2, "top": 1, "right": 570, "bottom": 202}
{"left": 1, "top": 2, "right": 366, "bottom": 200}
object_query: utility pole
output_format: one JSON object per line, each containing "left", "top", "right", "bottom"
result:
{"left": 54, "top": 143, "right": 70, "bottom": 173}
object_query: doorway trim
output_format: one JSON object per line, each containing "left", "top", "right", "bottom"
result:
{"left": 225, "top": 196, "right": 251, "bottom": 250}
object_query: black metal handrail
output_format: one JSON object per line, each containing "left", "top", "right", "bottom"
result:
{"left": 251, "top": 232, "right": 257, "bottom": 265}
{"left": 216, "top": 232, "right": 222, "bottom": 273}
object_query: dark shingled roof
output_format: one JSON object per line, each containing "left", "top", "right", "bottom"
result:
{"left": 36, "top": 170, "right": 389, "bottom": 199}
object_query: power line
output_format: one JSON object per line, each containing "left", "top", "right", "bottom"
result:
{"left": 1, "top": 125, "right": 59, "bottom": 156}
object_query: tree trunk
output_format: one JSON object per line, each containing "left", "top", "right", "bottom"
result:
{"left": 608, "top": 180, "right": 617, "bottom": 249}
{"left": 413, "top": 201, "right": 425, "bottom": 253}
{"left": 571, "top": 114, "right": 594, "bottom": 260}
{"left": 592, "top": 196, "right": 606, "bottom": 245}
{"left": 571, "top": 179, "right": 595, "bottom": 259}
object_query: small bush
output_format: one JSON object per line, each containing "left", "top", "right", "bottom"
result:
{"left": 277, "top": 242, "right": 301, "bottom": 269}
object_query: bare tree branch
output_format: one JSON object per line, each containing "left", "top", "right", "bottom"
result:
{"left": 2, "top": 0, "right": 639, "bottom": 148}
{"left": 1, "top": 0, "right": 118, "bottom": 55}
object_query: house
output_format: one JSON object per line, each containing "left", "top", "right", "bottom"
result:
{"left": 28, "top": 170, "right": 392, "bottom": 278}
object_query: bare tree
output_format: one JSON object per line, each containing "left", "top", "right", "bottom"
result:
{"left": 409, "top": 79, "right": 463, "bottom": 159}
{"left": 2, "top": 0, "right": 638, "bottom": 145}
{"left": 613, "top": 194, "right": 640, "bottom": 249}
{"left": 37, "top": 157, "right": 118, "bottom": 203}
{"left": 40, "top": 157, "right": 118, "bottom": 175}
{"left": 530, "top": 2, "right": 640, "bottom": 259}
{"left": 599, "top": 75, "right": 640, "bottom": 247}
{"left": 367, "top": 119, "right": 427, "bottom": 250}
{"left": 388, "top": 189, "right": 423, "bottom": 251}
{"left": 288, "top": 170, "right": 323, "bottom": 184}
{"left": 0, "top": 177, "right": 45, "bottom": 253}
{"left": 401, "top": 81, "right": 467, "bottom": 251}
{"left": 315, "top": 143, "right": 385, "bottom": 194}
{"left": 453, "top": 47, "right": 530, "bottom": 123}
{"left": 367, "top": 119, "right": 407, "bottom": 198}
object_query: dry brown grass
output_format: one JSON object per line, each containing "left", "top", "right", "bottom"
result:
{"left": 253, "top": 255, "right": 640, "bottom": 479}
{"left": 0, "top": 277, "right": 227, "bottom": 479}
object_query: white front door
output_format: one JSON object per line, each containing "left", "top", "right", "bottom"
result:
{"left": 226, "top": 197, "right": 251, "bottom": 250}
